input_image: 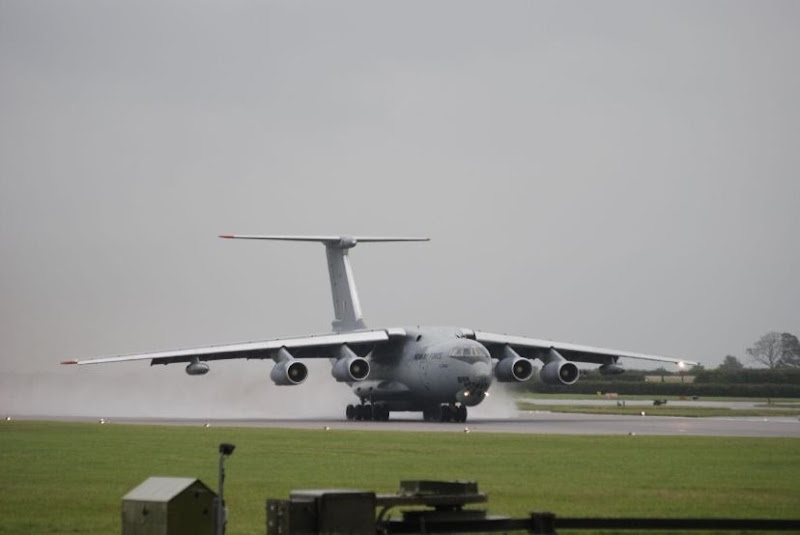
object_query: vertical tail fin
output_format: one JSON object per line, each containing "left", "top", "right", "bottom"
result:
{"left": 219, "top": 235, "right": 429, "bottom": 332}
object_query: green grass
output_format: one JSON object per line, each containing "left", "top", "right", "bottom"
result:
{"left": 756, "top": 402, "right": 800, "bottom": 409}
{"left": 1, "top": 421, "right": 799, "bottom": 534}
{"left": 517, "top": 401, "right": 800, "bottom": 417}
{"left": 517, "top": 393, "right": 799, "bottom": 403}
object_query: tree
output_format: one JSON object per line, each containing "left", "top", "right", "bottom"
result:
{"left": 718, "top": 355, "right": 744, "bottom": 371}
{"left": 779, "top": 333, "right": 800, "bottom": 368}
{"left": 746, "top": 331, "right": 800, "bottom": 368}
{"left": 747, "top": 332, "right": 783, "bottom": 368}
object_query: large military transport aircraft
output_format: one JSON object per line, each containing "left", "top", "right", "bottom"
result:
{"left": 63, "top": 235, "right": 695, "bottom": 422}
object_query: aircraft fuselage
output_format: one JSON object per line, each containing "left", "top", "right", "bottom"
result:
{"left": 349, "top": 326, "right": 493, "bottom": 413}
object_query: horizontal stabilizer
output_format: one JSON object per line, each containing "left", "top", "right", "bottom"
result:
{"left": 219, "top": 235, "right": 429, "bottom": 245}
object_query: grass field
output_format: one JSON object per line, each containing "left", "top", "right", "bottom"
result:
{"left": 517, "top": 394, "right": 800, "bottom": 403}
{"left": 516, "top": 401, "right": 800, "bottom": 418}
{"left": 515, "top": 394, "right": 800, "bottom": 417}
{"left": 1, "top": 420, "right": 799, "bottom": 534}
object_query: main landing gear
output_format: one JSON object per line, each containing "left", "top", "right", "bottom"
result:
{"left": 423, "top": 404, "right": 468, "bottom": 423}
{"left": 346, "top": 403, "right": 390, "bottom": 421}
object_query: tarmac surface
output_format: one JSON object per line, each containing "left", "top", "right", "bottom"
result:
{"left": 20, "top": 410, "right": 800, "bottom": 437}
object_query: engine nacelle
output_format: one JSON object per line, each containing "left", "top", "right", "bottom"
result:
{"left": 494, "top": 356, "right": 534, "bottom": 382}
{"left": 599, "top": 363, "right": 625, "bottom": 375}
{"left": 270, "top": 358, "right": 308, "bottom": 386}
{"left": 185, "top": 361, "right": 210, "bottom": 376}
{"left": 540, "top": 359, "right": 579, "bottom": 385}
{"left": 331, "top": 356, "right": 370, "bottom": 382}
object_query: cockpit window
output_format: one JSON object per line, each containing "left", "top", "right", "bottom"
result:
{"left": 450, "top": 346, "right": 485, "bottom": 357}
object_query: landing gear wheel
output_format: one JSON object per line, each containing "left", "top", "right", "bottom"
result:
{"left": 346, "top": 404, "right": 355, "bottom": 420}
{"left": 456, "top": 405, "right": 468, "bottom": 423}
{"left": 356, "top": 404, "right": 375, "bottom": 421}
{"left": 440, "top": 405, "right": 454, "bottom": 422}
{"left": 375, "top": 406, "right": 390, "bottom": 421}
{"left": 423, "top": 405, "right": 443, "bottom": 422}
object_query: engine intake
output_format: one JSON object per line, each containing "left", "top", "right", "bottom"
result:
{"left": 540, "top": 359, "right": 579, "bottom": 385}
{"left": 270, "top": 358, "right": 308, "bottom": 385}
{"left": 331, "top": 355, "right": 370, "bottom": 382}
{"left": 494, "top": 356, "right": 534, "bottom": 382}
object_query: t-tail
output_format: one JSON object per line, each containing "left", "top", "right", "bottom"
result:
{"left": 219, "top": 235, "right": 430, "bottom": 332}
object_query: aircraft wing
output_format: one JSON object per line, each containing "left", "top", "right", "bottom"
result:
{"left": 470, "top": 330, "right": 696, "bottom": 367}
{"left": 61, "top": 328, "right": 406, "bottom": 366}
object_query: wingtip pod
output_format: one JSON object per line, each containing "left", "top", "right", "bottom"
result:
{"left": 218, "top": 235, "right": 234, "bottom": 239}
{"left": 61, "top": 360, "right": 78, "bottom": 365}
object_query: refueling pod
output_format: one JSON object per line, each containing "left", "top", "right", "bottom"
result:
{"left": 185, "top": 360, "right": 210, "bottom": 376}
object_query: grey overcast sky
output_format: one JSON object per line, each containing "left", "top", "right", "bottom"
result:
{"left": 1, "top": 1, "right": 798, "bottom": 416}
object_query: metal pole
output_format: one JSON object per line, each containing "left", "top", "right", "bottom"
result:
{"left": 216, "top": 443, "right": 235, "bottom": 535}
{"left": 217, "top": 452, "right": 224, "bottom": 535}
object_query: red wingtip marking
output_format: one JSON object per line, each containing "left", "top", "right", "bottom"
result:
{"left": 61, "top": 360, "right": 78, "bottom": 365}
{"left": 218, "top": 235, "right": 234, "bottom": 239}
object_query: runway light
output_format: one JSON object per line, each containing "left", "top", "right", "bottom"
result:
{"left": 640, "top": 411, "right": 646, "bottom": 416}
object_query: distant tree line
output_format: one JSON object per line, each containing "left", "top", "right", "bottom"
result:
{"left": 520, "top": 331, "right": 800, "bottom": 398}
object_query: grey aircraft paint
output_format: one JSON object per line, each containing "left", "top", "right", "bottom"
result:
{"left": 63, "top": 236, "right": 694, "bottom": 423}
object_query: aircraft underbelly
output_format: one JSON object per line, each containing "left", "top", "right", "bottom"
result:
{"left": 350, "top": 352, "right": 491, "bottom": 409}
{"left": 352, "top": 379, "right": 411, "bottom": 400}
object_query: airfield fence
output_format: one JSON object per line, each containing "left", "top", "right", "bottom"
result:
{"left": 266, "top": 480, "right": 800, "bottom": 534}
{"left": 380, "top": 513, "right": 800, "bottom": 533}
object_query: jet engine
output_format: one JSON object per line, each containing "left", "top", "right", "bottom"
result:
{"left": 185, "top": 361, "right": 209, "bottom": 375}
{"left": 331, "top": 355, "right": 370, "bottom": 382}
{"left": 494, "top": 356, "right": 534, "bottom": 382}
{"left": 540, "top": 359, "right": 579, "bottom": 385}
{"left": 270, "top": 358, "right": 308, "bottom": 385}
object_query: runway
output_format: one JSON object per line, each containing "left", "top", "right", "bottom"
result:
{"left": 22, "top": 410, "right": 800, "bottom": 437}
